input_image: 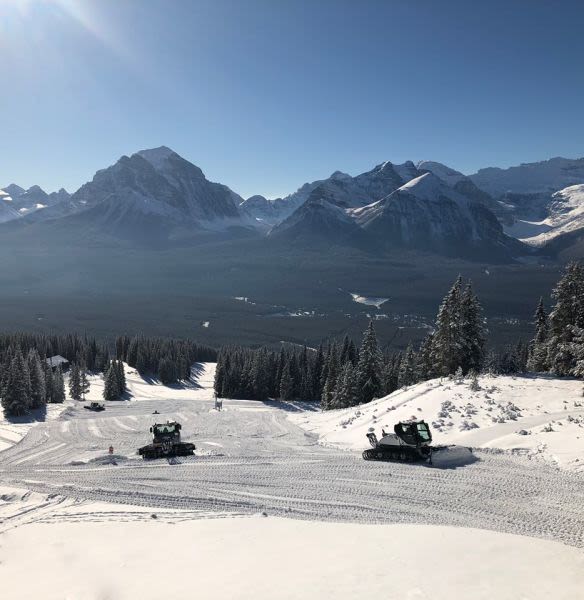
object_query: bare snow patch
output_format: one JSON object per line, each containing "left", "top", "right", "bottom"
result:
{"left": 349, "top": 292, "right": 389, "bottom": 308}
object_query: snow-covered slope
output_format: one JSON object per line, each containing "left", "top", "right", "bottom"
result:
{"left": 1, "top": 508, "right": 582, "bottom": 600}
{"left": 505, "top": 184, "right": 584, "bottom": 246}
{"left": 291, "top": 374, "right": 584, "bottom": 472}
{"left": 351, "top": 173, "right": 520, "bottom": 258}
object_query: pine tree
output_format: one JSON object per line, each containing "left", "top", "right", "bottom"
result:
{"left": 356, "top": 321, "right": 382, "bottom": 404}
{"left": 115, "top": 360, "right": 126, "bottom": 395}
{"left": 279, "top": 360, "right": 294, "bottom": 401}
{"left": 158, "top": 357, "right": 177, "bottom": 385}
{"left": 1, "top": 350, "right": 31, "bottom": 416}
{"left": 251, "top": 348, "right": 270, "bottom": 400}
{"left": 528, "top": 297, "right": 549, "bottom": 372}
{"left": 51, "top": 367, "right": 66, "bottom": 404}
{"left": 333, "top": 361, "right": 357, "bottom": 408}
{"left": 27, "top": 350, "right": 46, "bottom": 409}
{"left": 431, "top": 276, "right": 464, "bottom": 376}
{"left": 547, "top": 262, "right": 584, "bottom": 375}
{"left": 44, "top": 362, "right": 54, "bottom": 404}
{"left": 460, "top": 282, "right": 486, "bottom": 373}
{"left": 80, "top": 365, "right": 90, "bottom": 400}
{"left": 322, "top": 345, "right": 340, "bottom": 408}
{"left": 398, "top": 343, "right": 417, "bottom": 388}
{"left": 103, "top": 363, "right": 120, "bottom": 401}
{"left": 68, "top": 363, "right": 82, "bottom": 400}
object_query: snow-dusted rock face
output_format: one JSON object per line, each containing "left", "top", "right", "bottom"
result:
{"left": 247, "top": 160, "right": 422, "bottom": 227}
{"left": 59, "top": 146, "right": 251, "bottom": 233}
{"left": 271, "top": 172, "right": 522, "bottom": 259}
{"left": 470, "top": 157, "right": 584, "bottom": 198}
{"left": 354, "top": 173, "right": 515, "bottom": 256}
{"left": 239, "top": 195, "right": 279, "bottom": 227}
{"left": 0, "top": 189, "right": 22, "bottom": 223}
{"left": 268, "top": 196, "right": 360, "bottom": 242}
{"left": 418, "top": 161, "right": 509, "bottom": 220}
{"left": 0, "top": 184, "right": 69, "bottom": 221}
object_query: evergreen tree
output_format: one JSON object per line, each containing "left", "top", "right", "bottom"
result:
{"left": 44, "top": 362, "right": 54, "bottom": 404}
{"left": 68, "top": 363, "right": 82, "bottom": 401}
{"left": 158, "top": 357, "right": 177, "bottom": 385}
{"left": 103, "top": 363, "right": 120, "bottom": 401}
{"left": 547, "top": 262, "right": 584, "bottom": 375}
{"left": 1, "top": 350, "right": 31, "bottom": 416}
{"left": 460, "top": 282, "right": 486, "bottom": 373}
{"left": 416, "top": 335, "right": 434, "bottom": 381}
{"left": 356, "top": 321, "right": 382, "bottom": 404}
{"left": 51, "top": 367, "right": 66, "bottom": 404}
{"left": 322, "top": 344, "right": 340, "bottom": 408}
{"left": 27, "top": 350, "right": 46, "bottom": 409}
{"left": 251, "top": 348, "right": 270, "bottom": 400}
{"left": 333, "top": 361, "right": 357, "bottom": 408}
{"left": 279, "top": 360, "right": 294, "bottom": 401}
{"left": 115, "top": 360, "right": 126, "bottom": 395}
{"left": 398, "top": 343, "right": 417, "bottom": 388}
{"left": 431, "top": 276, "right": 464, "bottom": 376}
{"left": 80, "top": 365, "right": 90, "bottom": 401}
{"left": 527, "top": 297, "right": 549, "bottom": 372}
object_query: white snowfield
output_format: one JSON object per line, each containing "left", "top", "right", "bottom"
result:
{"left": 1, "top": 363, "right": 584, "bottom": 599}
{"left": 0, "top": 491, "right": 582, "bottom": 600}
{"left": 292, "top": 374, "right": 584, "bottom": 473}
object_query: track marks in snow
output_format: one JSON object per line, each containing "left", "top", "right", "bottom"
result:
{"left": 1, "top": 364, "right": 583, "bottom": 548}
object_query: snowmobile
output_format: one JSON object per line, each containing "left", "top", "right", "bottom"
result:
{"left": 84, "top": 401, "right": 105, "bottom": 412}
{"left": 363, "top": 419, "right": 473, "bottom": 466}
{"left": 138, "top": 421, "right": 195, "bottom": 459}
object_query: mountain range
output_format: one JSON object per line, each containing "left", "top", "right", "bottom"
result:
{"left": 2, "top": 147, "right": 584, "bottom": 259}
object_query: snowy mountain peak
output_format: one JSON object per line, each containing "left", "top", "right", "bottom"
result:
{"left": 2, "top": 184, "right": 25, "bottom": 198}
{"left": 26, "top": 184, "right": 46, "bottom": 195}
{"left": 136, "top": 146, "right": 178, "bottom": 169}
{"left": 330, "top": 170, "right": 351, "bottom": 181}
{"left": 417, "top": 161, "right": 466, "bottom": 185}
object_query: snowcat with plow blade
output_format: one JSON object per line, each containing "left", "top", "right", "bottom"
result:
{"left": 363, "top": 419, "right": 473, "bottom": 466}
{"left": 138, "top": 421, "right": 195, "bottom": 459}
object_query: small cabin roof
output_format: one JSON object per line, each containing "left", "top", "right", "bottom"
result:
{"left": 46, "top": 355, "right": 69, "bottom": 367}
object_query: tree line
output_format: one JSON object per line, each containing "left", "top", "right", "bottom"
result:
{"left": 1, "top": 333, "right": 216, "bottom": 417}
{"left": 0, "top": 332, "right": 110, "bottom": 417}
{"left": 213, "top": 276, "right": 485, "bottom": 408}
{"left": 115, "top": 335, "right": 217, "bottom": 384}
{"left": 215, "top": 265, "right": 584, "bottom": 408}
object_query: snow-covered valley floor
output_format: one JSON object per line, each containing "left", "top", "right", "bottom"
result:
{"left": 1, "top": 364, "right": 583, "bottom": 598}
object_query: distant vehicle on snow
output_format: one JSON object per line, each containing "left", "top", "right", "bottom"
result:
{"left": 84, "top": 401, "right": 105, "bottom": 412}
{"left": 138, "top": 421, "right": 195, "bottom": 459}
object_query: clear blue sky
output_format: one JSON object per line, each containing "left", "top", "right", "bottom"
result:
{"left": 1, "top": 0, "right": 583, "bottom": 198}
